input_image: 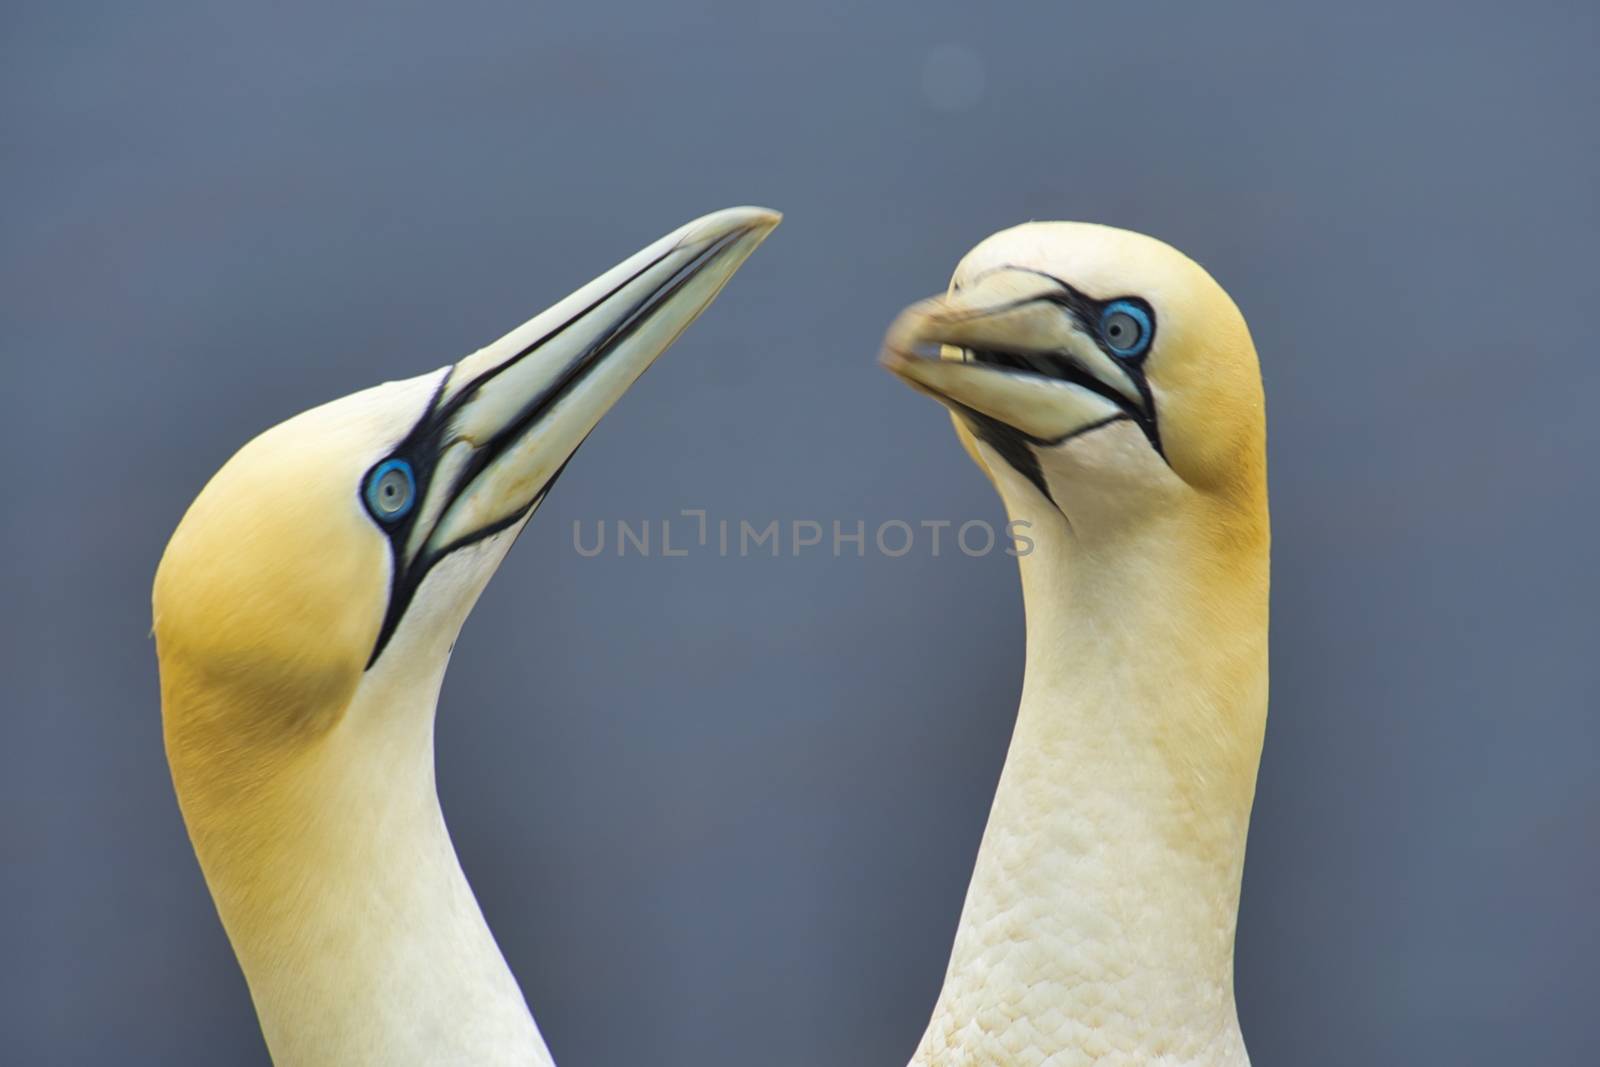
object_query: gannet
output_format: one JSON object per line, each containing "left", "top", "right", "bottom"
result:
{"left": 881, "top": 223, "right": 1269, "bottom": 1066}
{"left": 152, "top": 207, "right": 779, "bottom": 1066}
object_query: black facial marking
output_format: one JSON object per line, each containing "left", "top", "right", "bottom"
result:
{"left": 955, "top": 402, "right": 1055, "bottom": 506}
{"left": 948, "top": 270, "right": 1166, "bottom": 509}
{"left": 357, "top": 230, "right": 747, "bottom": 669}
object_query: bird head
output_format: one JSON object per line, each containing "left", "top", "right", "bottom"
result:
{"left": 153, "top": 208, "right": 778, "bottom": 797}
{"left": 881, "top": 222, "right": 1265, "bottom": 535}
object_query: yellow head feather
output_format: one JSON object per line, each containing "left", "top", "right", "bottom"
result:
{"left": 152, "top": 377, "right": 430, "bottom": 837}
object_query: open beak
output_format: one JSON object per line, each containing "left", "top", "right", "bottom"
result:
{"left": 879, "top": 268, "right": 1151, "bottom": 447}
{"left": 368, "top": 206, "right": 779, "bottom": 663}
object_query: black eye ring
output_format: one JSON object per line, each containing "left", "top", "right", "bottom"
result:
{"left": 364, "top": 458, "right": 416, "bottom": 523}
{"left": 1100, "top": 300, "right": 1152, "bottom": 359}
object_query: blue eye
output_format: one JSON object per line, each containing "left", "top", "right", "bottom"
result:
{"left": 364, "top": 458, "right": 415, "bottom": 522}
{"left": 1100, "top": 300, "right": 1152, "bottom": 359}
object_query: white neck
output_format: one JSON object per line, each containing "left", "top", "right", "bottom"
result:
{"left": 913, "top": 487, "right": 1268, "bottom": 1066}
{"left": 193, "top": 672, "right": 554, "bottom": 1067}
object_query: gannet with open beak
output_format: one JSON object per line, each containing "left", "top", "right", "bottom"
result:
{"left": 882, "top": 223, "right": 1268, "bottom": 1066}
{"left": 153, "top": 207, "right": 779, "bottom": 1066}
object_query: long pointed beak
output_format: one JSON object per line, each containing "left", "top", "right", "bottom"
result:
{"left": 411, "top": 206, "right": 778, "bottom": 558}
{"left": 879, "top": 268, "right": 1147, "bottom": 445}
{"left": 368, "top": 206, "right": 778, "bottom": 663}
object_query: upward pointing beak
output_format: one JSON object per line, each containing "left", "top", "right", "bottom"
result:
{"left": 407, "top": 206, "right": 780, "bottom": 563}
{"left": 369, "top": 206, "right": 778, "bottom": 663}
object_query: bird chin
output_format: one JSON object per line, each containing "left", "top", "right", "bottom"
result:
{"left": 369, "top": 521, "right": 526, "bottom": 678}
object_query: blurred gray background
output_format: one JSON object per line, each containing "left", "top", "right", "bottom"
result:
{"left": 3, "top": 1, "right": 1597, "bottom": 1063}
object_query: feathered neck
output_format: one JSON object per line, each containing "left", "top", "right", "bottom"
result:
{"left": 163, "top": 663, "right": 555, "bottom": 1067}
{"left": 913, "top": 483, "right": 1269, "bottom": 1066}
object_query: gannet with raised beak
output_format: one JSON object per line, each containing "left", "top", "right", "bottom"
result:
{"left": 153, "top": 207, "right": 779, "bottom": 1066}
{"left": 882, "top": 223, "right": 1269, "bottom": 1066}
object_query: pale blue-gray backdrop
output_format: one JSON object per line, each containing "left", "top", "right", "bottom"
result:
{"left": 4, "top": 1, "right": 1597, "bottom": 1063}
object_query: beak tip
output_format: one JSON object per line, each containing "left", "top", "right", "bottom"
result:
{"left": 739, "top": 205, "right": 783, "bottom": 230}
{"left": 879, "top": 341, "right": 934, "bottom": 393}
{"left": 879, "top": 303, "right": 946, "bottom": 376}
{"left": 748, "top": 205, "right": 783, "bottom": 230}
{"left": 677, "top": 205, "right": 783, "bottom": 249}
